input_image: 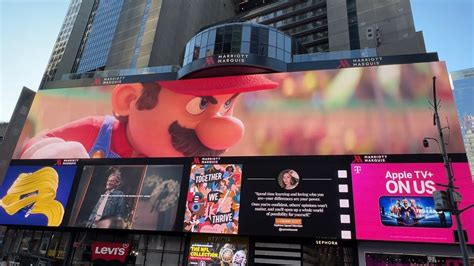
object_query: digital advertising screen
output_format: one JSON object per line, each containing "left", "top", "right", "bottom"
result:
{"left": 352, "top": 162, "right": 474, "bottom": 243}
{"left": 0, "top": 164, "right": 76, "bottom": 226}
{"left": 68, "top": 164, "right": 183, "bottom": 231}
{"left": 184, "top": 164, "right": 242, "bottom": 234}
{"left": 238, "top": 156, "right": 353, "bottom": 240}
{"left": 12, "top": 62, "right": 464, "bottom": 160}
{"left": 378, "top": 196, "right": 452, "bottom": 227}
{"left": 187, "top": 235, "right": 248, "bottom": 266}
{"left": 365, "top": 253, "right": 466, "bottom": 266}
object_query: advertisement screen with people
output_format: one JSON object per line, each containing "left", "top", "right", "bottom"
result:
{"left": 12, "top": 62, "right": 463, "bottom": 159}
{"left": 352, "top": 162, "right": 474, "bottom": 243}
{"left": 68, "top": 164, "right": 183, "bottom": 231}
{"left": 0, "top": 164, "right": 76, "bottom": 226}
{"left": 187, "top": 235, "right": 248, "bottom": 266}
{"left": 379, "top": 196, "right": 452, "bottom": 227}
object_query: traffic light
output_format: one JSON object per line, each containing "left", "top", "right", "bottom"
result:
{"left": 433, "top": 190, "right": 452, "bottom": 212}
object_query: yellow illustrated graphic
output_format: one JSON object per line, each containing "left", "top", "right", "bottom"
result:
{"left": 0, "top": 167, "right": 64, "bottom": 226}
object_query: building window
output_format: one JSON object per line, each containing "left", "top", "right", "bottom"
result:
{"left": 241, "top": 42, "right": 250, "bottom": 53}
{"left": 242, "top": 25, "right": 251, "bottom": 42}
{"left": 231, "top": 42, "right": 241, "bottom": 53}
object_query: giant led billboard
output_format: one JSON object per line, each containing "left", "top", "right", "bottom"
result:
{"left": 352, "top": 162, "right": 474, "bottom": 244}
{"left": 0, "top": 164, "right": 76, "bottom": 226}
{"left": 238, "top": 156, "right": 353, "bottom": 239}
{"left": 13, "top": 62, "right": 464, "bottom": 159}
{"left": 184, "top": 164, "right": 243, "bottom": 234}
{"left": 68, "top": 164, "right": 183, "bottom": 230}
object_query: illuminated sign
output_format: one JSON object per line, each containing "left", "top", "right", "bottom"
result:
{"left": 352, "top": 162, "right": 474, "bottom": 243}
{"left": 13, "top": 62, "right": 464, "bottom": 159}
{"left": 91, "top": 242, "right": 130, "bottom": 263}
{"left": 184, "top": 164, "right": 242, "bottom": 234}
{"left": 68, "top": 164, "right": 183, "bottom": 231}
{"left": 0, "top": 164, "right": 76, "bottom": 226}
{"left": 188, "top": 235, "right": 248, "bottom": 266}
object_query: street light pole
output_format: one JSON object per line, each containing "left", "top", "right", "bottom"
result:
{"left": 431, "top": 76, "right": 470, "bottom": 265}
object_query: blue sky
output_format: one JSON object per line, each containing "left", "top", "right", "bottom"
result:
{"left": 0, "top": 0, "right": 473, "bottom": 122}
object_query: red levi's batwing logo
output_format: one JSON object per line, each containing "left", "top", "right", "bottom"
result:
{"left": 91, "top": 242, "right": 130, "bottom": 263}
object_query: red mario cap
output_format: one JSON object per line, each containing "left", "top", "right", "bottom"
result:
{"left": 158, "top": 75, "right": 278, "bottom": 96}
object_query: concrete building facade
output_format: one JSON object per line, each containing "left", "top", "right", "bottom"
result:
{"left": 241, "top": 0, "right": 425, "bottom": 55}
{"left": 41, "top": 0, "right": 426, "bottom": 86}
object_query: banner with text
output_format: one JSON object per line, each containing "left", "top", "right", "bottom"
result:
{"left": 184, "top": 164, "right": 242, "bottom": 234}
{"left": 352, "top": 162, "right": 474, "bottom": 243}
{"left": 239, "top": 157, "right": 353, "bottom": 240}
{"left": 187, "top": 235, "right": 248, "bottom": 266}
{"left": 91, "top": 241, "right": 130, "bottom": 263}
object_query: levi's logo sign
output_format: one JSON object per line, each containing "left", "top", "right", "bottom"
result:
{"left": 92, "top": 242, "right": 130, "bottom": 263}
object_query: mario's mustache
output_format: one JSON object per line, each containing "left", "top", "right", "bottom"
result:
{"left": 168, "top": 121, "right": 225, "bottom": 157}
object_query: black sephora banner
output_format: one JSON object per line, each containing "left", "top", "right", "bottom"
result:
{"left": 238, "top": 156, "right": 354, "bottom": 240}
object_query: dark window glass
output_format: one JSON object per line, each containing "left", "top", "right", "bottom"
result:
{"left": 259, "top": 28, "right": 269, "bottom": 44}
{"left": 347, "top": 0, "right": 360, "bottom": 49}
{"left": 232, "top": 25, "right": 242, "bottom": 42}
{"left": 251, "top": 27, "right": 259, "bottom": 43}
{"left": 193, "top": 46, "right": 200, "bottom": 60}
{"left": 216, "top": 27, "right": 224, "bottom": 43}
{"left": 258, "top": 44, "right": 268, "bottom": 56}
{"left": 31, "top": 231, "right": 43, "bottom": 254}
{"left": 39, "top": 231, "right": 52, "bottom": 256}
{"left": 224, "top": 26, "right": 233, "bottom": 42}
{"left": 214, "top": 42, "right": 223, "bottom": 54}
{"left": 250, "top": 43, "right": 259, "bottom": 54}
{"left": 231, "top": 42, "right": 241, "bottom": 53}
{"left": 223, "top": 42, "right": 231, "bottom": 53}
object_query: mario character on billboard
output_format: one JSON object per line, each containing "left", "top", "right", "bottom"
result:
{"left": 20, "top": 75, "right": 278, "bottom": 158}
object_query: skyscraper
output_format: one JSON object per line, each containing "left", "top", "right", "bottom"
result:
{"left": 452, "top": 68, "right": 474, "bottom": 177}
{"left": 240, "top": 0, "right": 425, "bottom": 55}
{"left": 41, "top": 0, "right": 238, "bottom": 85}
{"left": 41, "top": 0, "right": 98, "bottom": 84}
{"left": 42, "top": 0, "right": 426, "bottom": 85}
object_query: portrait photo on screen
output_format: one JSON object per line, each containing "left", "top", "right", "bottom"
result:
{"left": 70, "top": 166, "right": 143, "bottom": 229}
{"left": 0, "top": 165, "right": 76, "bottom": 227}
{"left": 277, "top": 169, "right": 300, "bottom": 190}
{"left": 379, "top": 196, "right": 452, "bottom": 228}
{"left": 184, "top": 164, "right": 242, "bottom": 234}
{"left": 69, "top": 164, "right": 183, "bottom": 231}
